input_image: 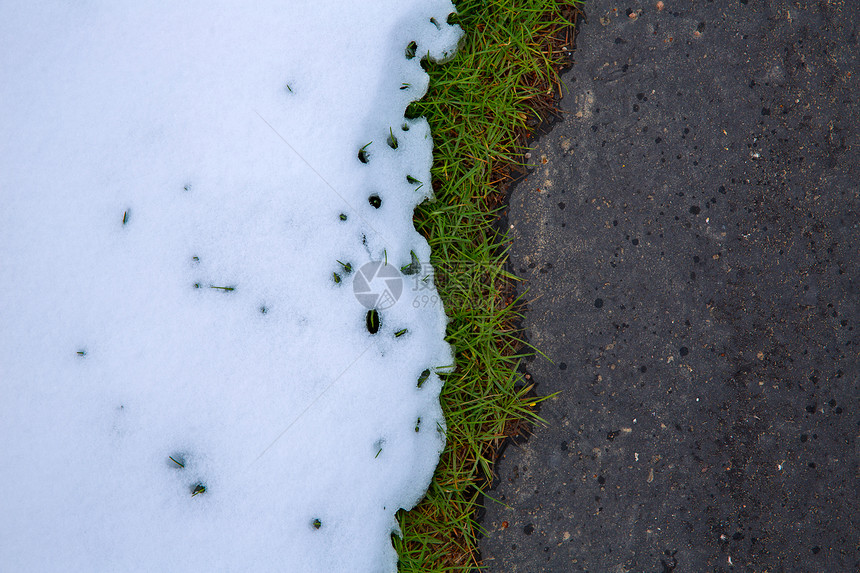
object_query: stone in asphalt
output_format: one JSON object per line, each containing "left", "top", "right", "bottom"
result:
{"left": 479, "top": 1, "right": 858, "bottom": 571}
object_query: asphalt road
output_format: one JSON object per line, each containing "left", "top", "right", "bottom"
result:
{"left": 479, "top": 1, "right": 859, "bottom": 571}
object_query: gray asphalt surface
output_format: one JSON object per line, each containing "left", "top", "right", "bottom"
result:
{"left": 479, "top": 1, "right": 859, "bottom": 571}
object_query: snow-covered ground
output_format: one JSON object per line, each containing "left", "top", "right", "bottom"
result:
{"left": 0, "top": 2, "right": 459, "bottom": 570}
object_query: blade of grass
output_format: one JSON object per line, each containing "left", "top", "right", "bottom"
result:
{"left": 396, "top": 1, "right": 582, "bottom": 570}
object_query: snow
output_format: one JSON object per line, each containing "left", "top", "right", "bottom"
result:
{"left": 0, "top": 2, "right": 460, "bottom": 571}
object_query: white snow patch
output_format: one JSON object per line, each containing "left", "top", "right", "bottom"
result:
{"left": 0, "top": 1, "right": 460, "bottom": 571}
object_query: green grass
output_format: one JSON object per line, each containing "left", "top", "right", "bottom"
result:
{"left": 395, "top": 1, "right": 581, "bottom": 570}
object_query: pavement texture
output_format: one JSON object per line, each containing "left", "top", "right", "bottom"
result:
{"left": 478, "top": 1, "right": 859, "bottom": 572}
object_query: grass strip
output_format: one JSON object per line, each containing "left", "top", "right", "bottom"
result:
{"left": 395, "top": 1, "right": 582, "bottom": 570}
